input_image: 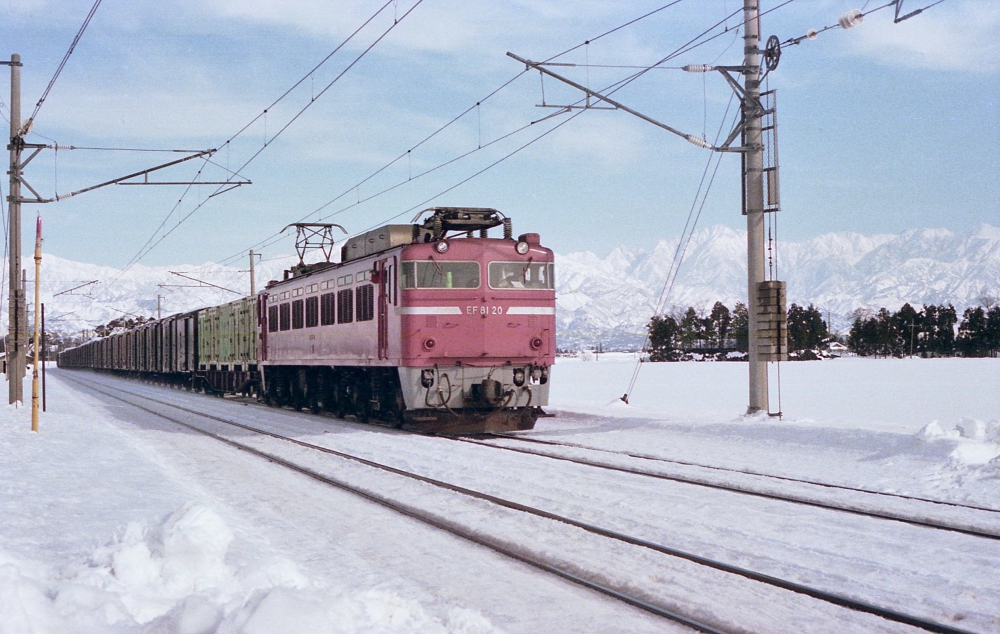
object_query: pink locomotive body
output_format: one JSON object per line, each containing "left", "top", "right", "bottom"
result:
{"left": 258, "top": 208, "right": 554, "bottom": 433}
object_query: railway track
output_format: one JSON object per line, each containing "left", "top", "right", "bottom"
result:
{"left": 478, "top": 432, "right": 1000, "bottom": 514}
{"left": 62, "top": 371, "right": 983, "bottom": 634}
{"left": 457, "top": 434, "right": 1000, "bottom": 541}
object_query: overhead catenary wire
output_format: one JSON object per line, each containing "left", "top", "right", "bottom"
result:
{"left": 348, "top": 11, "right": 754, "bottom": 241}
{"left": 219, "top": 1, "right": 752, "bottom": 268}
{"left": 112, "top": 0, "right": 420, "bottom": 281}
{"left": 25, "top": 0, "right": 102, "bottom": 129}
{"left": 213, "top": 0, "right": 698, "bottom": 267}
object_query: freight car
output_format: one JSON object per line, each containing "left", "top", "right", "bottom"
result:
{"left": 59, "top": 207, "right": 555, "bottom": 434}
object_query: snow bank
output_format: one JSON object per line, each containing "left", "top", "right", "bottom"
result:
{"left": 0, "top": 503, "right": 498, "bottom": 634}
{"left": 917, "top": 419, "right": 1000, "bottom": 467}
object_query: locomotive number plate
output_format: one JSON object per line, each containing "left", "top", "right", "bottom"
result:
{"left": 466, "top": 305, "right": 504, "bottom": 315}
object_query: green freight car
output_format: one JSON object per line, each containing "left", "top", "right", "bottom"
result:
{"left": 197, "top": 296, "right": 259, "bottom": 394}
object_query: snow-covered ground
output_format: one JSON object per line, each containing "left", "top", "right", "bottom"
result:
{"left": 1, "top": 357, "right": 998, "bottom": 633}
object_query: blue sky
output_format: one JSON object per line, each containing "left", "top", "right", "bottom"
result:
{"left": 1, "top": 0, "right": 997, "bottom": 268}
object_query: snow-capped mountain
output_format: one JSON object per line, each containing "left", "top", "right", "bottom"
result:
{"left": 557, "top": 223, "right": 1000, "bottom": 348}
{"left": 15, "top": 224, "right": 1000, "bottom": 350}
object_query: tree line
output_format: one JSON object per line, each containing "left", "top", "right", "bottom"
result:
{"left": 647, "top": 302, "right": 830, "bottom": 361}
{"left": 848, "top": 303, "right": 1000, "bottom": 358}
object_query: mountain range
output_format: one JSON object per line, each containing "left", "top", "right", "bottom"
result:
{"left": 14, "top": 223, "right": 1000, "bottom": 350}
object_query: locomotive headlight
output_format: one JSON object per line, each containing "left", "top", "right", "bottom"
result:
{"left": 513, "top": 368, "right": 525, "bottom": 386}
{"left": 530, "top": 337, "right": 543, "bottom": 350}
{"left": 423, "top": 338, "right": 436, "bottom": 351}
{"left": 515, "top": 241, "right": 529, "bottom": 255}
{"left": 421, "top": 369, "right": 435, "bottom": 388}
{"left": 435, "top": 240, "right": 450, "bottom": 254}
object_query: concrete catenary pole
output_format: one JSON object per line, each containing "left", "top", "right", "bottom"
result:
{"left": 249, "top": 249, "right": 256, "bottom": 297}
{"left": 7, "top": 54, "right": 24, "bottom": 404}
{"left": 743, "top": 1, "right": 768, "bottom": 413}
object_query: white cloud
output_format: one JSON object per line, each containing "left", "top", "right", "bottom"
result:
{"left": 847, "top": 1, "right": 1000, "bottom": 73}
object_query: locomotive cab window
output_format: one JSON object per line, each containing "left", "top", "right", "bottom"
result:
{"left": 400, "top": 261, "right": 479, "bottom": 289}
{"left": 488, "top": 262, "right": 555, "bottom": 290}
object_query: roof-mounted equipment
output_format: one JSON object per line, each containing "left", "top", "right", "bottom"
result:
{"left": 340, "top": 207, "right": 513, "bottom": 263}
{"left": 282, "top": 222, "right": 347, "bottom": 277}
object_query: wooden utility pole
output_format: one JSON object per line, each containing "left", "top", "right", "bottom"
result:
{"left": 31, "top": 215, "right": 41, "bottom": 431}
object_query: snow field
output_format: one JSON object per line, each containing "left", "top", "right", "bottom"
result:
{"left": 0, "top": 394, "right": 500, "bottom": 634}
{"left": 2, "top": 355, "right": 998, "bottom": 633}
{"left": 58, "top": 371, "right": 1000, "bottom": 632}
{"left": 550, "top": 355, "right": 1000, "bottom": 506}
{"left": 1, "top": 377, "right": 679, "bottom": 634}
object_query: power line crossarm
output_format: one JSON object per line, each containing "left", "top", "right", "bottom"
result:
{"left": 507, "top": 52, "right": 714, "bottom": 150}
{"left": 18, "top": 149, "right": 216, "bottom": 204}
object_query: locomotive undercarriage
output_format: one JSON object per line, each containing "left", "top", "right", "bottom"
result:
{"left": 261, "top": 365, "right": 539, "bottom": 434}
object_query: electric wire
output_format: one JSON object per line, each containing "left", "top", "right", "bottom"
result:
{"left": 229, "top": 1, "right": 749, "bottom": 266}
{"left": 214, "top": 0, "right": 697, "bottom": 267}
{"left": 115, "top": 0, "right": 399, "bottom": 278}
{"left": 112, "top": 0, "right": 417, "bottom": 281}
{"left": 220, "top": 68, "right": 648, "bottom": 263}
{"left": 26, "top": 0, "right": 102, "bottom": 128}
{"left": 624, "top": 96, "right": 738, "bottom": 401}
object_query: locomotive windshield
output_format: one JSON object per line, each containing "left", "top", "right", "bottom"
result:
{"left": 488, "top": 262, "right": 555, "bottom": 290}
{"left": 400, "top": 261, "right": 480, "bottom": 289}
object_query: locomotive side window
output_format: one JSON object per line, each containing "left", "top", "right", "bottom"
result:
{"left": 356, "top": 284, "right": 375, "bottom": 322}
{"left": 399, "top": 261, "right": 479, "bottom": 289}
{"left": 279, "top": 303, "right": 291, "bottom": 331}
{"left": 337, "top": 289, "right": 354, "bottom": 324}
{"left": 292, "top": 300, "right": 304, "bottom": 329}
{"left": 305, "top": 296, "right": 319, "bottom": 328}
{"left": 320, "top": 292, "right": 336, "bottom": 326}
{"left": 268, "top": 305, "right": 279, "bottom": 333}
{"left": 488, "top": 262, "right": 555, "bottom": 290}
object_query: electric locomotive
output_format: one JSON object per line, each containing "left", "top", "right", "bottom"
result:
{"left": 57, "top": 207, "right": 555, "bottom": 434}
{"left": 259, "top": 207, "right": 554, "bottom": 433}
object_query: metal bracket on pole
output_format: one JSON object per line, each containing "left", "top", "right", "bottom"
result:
{"left": 17, "top": 148, "right": 223, "bottom": 203}
{"left": 508, "top": 52, "right": 721, "bottom": 151}
{"left": 168, "top": 271, "right": 241, "bottom": 295}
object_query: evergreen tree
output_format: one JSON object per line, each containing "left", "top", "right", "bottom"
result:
{"left": 893, "top": 303, "right": 920, "bottom": 356}
{"left": 680, "top": 307, "right": 704, "bottom": 349}
{"left": 957, "top": 306, "right": 988, "bottom": 356}
{"left": 987, "top": 306, "right": 1000, "bottom": 357}
{"left": 732, "top": 303, "right": 749, "bottom": 352}
{"left": 647, "top": 315, "right": 681, "bottom": 361}
{"left": 709, "top": 301, "right": 731, "bottom": 347}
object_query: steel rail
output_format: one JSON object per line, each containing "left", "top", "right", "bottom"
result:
{"left": 61, "top": 374, "right": 727, "bottom": 634}
{"left": 455, "top": 435, "right": 1000, "bottom": 541}
{"left": 477, "top": 432, "right": 1000, "bottom": 515}
{"left": 62, "top": 372, "right": 981, "bottom": 634}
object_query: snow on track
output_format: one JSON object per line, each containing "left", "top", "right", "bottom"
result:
{"left": 2, "top": 372, "right": 684, "bottom": 634}
{"left": 56, "top": 370, "right": 1000, "bottom": 633}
